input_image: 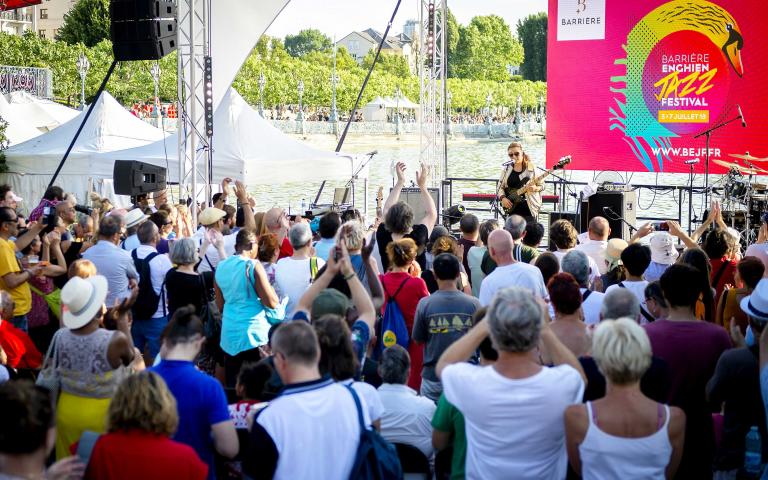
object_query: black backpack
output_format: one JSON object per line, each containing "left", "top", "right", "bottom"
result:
{"left": 131, "top": 250, "right": 165, "bottom": 320}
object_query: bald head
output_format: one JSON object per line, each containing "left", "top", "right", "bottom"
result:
{"left": 488, "top": 229, "right": 514, "bottom": 265}
{"left": 589, "top": 216, "right": 610, "bottom": 241}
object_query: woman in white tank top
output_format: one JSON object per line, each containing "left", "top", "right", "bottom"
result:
{"left": 564, "top": 318, "right": 686, "bottom": 479}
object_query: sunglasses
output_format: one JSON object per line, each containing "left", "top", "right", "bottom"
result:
{"left": 508, "top": 152, "right": 522, "bottom": 157}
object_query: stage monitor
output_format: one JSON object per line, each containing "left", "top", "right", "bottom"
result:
{"left": 546, "top": 0, "right": 768, "bottom": 174}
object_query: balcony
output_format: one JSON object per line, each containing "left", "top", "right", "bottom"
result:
{"left": 0, "top": 11, "right": 33, "bottom": 22}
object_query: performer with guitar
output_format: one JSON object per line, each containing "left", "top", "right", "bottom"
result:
{"left": 497, "top": 142, "right": 542, "bottom": 220}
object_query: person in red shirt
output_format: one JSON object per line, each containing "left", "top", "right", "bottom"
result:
{"left": 0, "top": 292, "right": 42, "bottom": 370}
{"left": 704, "top": 230, "right": 738, "bottom": 308}
{"left": 264, "top": 208, "right": 293, "bottom": 259}
{"left": 85, "top": 371, "right": 208, "bottom": 480}
{"left": 380, "top": 238, "right": 429, "bottom": 390}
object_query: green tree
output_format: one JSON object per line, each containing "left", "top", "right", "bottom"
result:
{"left": 361, "top": 51, "right": 411, "bottom": 78}
{"left": 446, "top": 8, "right": 460, "bottom": 77}
{"left": 0, "top": 115, "right": 8, "bottom": 170}
{"left": 454, "top": 15, "right": 523, "bottom": 81}
{"left": 517, "top": 13, "right": 548, "bottom": 81}
{"left": 284, "top": 29, "right": 332, "bottom": 57}
{"left": 56, "top": 0, "right": 111, "bottom": 47}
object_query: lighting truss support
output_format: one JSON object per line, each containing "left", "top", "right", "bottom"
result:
{"left": 419, "top": 0, "right": 447, "bottom": 187}
{"left": 177, "top": 0, "right": 212, "bottom": 226}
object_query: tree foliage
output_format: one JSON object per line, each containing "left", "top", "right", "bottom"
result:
{"left": 56, "top": 0, "right": 111, "bottom": 47}
{"left": 517, "top": 13, "right": 548, "bottom": 82}
{"left": 361, "top": 51, "right": 411, "bottom": 78}
{"left": 454, "top": 15, "right": 523, "bottom": 82}
{"left": 284, "top": 29, "right": 332, "bottom": 57}
{"left": 446, "top": 9, "right": 460, "bottom": 77}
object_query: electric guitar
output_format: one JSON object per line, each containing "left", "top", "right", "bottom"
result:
{"left": 501, "top": 155, "right": 571, "bottom": 216}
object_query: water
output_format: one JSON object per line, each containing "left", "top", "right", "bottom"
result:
{"left": 248, "top": 136, "right": 758, "bottom": 230}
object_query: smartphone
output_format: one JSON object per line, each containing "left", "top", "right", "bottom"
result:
{"left": 652, "top": 221, "right": 669, "bottom": 231}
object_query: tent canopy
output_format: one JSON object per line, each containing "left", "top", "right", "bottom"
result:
{"left": 99, "top": 88, "right": 361, "bottom": 185}
{"left": 0, "top": 93, "right": 42, "bottom": 146}
{"left": 5, "top": 91, "right": 79, "bottom": 132}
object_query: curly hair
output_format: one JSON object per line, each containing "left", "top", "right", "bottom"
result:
{"left": 549, "top": 219, "right": 577, "bottom": 250}
{"left": 386, "top": 238, "right": 418, "bottom": 268}
{"left": 431, "top": 235, "right": 459, "bottom": 256}
{"left": 107, "top": 372, "right": 178, "bottom": 436}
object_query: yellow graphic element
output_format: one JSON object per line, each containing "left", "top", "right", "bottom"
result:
{"left": 654, "top": 69, "right": 718, "bottom": 101}
{"left": 658, "top": 110, "right": 709, "bottom": 123}
{"left": 382, "top": 330, "right": 397, "bottom": 348}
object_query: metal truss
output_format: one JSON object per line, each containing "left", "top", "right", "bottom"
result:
{"left": 418, "top": 0, "right": 447, "bottom": 187}
{"left": 177, "top": 0, "right": 211, "bottom": 225}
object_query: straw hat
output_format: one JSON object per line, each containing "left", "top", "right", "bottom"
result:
{"left": 123, "top": 208, "right": 149, "bottom": 229}
{"left": 741, "top": 278, "right": 768, "bottom": 323}
{"left": 198, "top": 207, "right": 226, "bottom": 226}
{"left": 605, "top": 238, "right": 628, "bottom": 270}
{"left": 61, "top": 276, "right": 108, "bottom": 329}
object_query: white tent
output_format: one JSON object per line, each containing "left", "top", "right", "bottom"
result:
{"left": 98, "top": 88, "right": 361, "bottom": 185}
{"left": 5, "top": 91, "right": 79, "bottom": 132}
{"left": 362, "top": 96, "right": 388, "bottom": 121}
{"left": 0, "top": 93, "right": 42, "bottom": 146}
{"left": 1, "top": 91, "right": 167, "bottom": 209}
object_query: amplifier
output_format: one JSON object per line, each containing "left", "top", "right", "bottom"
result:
{"left": 393, "top": 187, "right": 441, "bottom": 226}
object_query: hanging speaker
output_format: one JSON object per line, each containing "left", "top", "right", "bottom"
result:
{"left": 113, "top": 160, "right": 167, "bottom": 196}
{"left": 110, "top": 0, "right": 177, "bottom": 61}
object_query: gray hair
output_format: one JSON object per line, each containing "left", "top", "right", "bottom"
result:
{"left": 561, "top": 250, "right": 590, "bottom": 287}
{"left": 288, "top": 223, "right": 313, "bottom": 249}
{"left": 504, "top": 215, "right": 527, "bottom": 240}
{"left": 170, "top": 237, "right": 199, "bottom": 266}
{"left": 487, "top": 287, "right": 542, "bottom": 353}
{"left": 379, "top": 345, "right": 410, "bottom": 385}
{"left": 339, "top": 220, "right": 366, "bottom": 251}
{"left": 601, "top": 288, "right": 641, "bottom": 322}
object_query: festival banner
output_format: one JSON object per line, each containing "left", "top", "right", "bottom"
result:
{"left": 546, "top": 0, "right": 768, "bottom": 173}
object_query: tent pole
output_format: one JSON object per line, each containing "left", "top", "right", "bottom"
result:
{"left": 48, "top": 60, "right": 117, "bottom": 190}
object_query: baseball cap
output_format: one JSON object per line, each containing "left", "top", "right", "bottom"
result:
{"left": 311, "top": 288, "right": 351, "bottom": 319}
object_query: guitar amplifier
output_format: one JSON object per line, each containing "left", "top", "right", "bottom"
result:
{"left": 392, "top": 187, "right": 441, "bottom": 225}
{"left": 585, "top": 191, "right": 637, "bottom": 240}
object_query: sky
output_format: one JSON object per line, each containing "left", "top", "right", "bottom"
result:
{"left": 265, "top": 0, "right": 548, "bottom": 40}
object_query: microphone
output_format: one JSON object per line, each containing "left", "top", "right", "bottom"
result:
{"left": 502, "top": 159, "right": 516, "bottom": 167}
{"left": 366, "top": 150, "right": 379, "bottom": 156}
{"left": 684, "top": 158, "right": 700, "bottom": 165}
{"left": 737, "top": 104, "right": 747, "bottom": 128}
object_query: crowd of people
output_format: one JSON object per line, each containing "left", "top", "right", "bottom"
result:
{"left": 1, "top": 157, "right": 768, "bottom": 479}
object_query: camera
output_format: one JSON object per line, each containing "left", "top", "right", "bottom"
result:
{"left": 74, "top": 204, "right": 93, "bottom": 216}
{"left": 652, "top": 221, "right": 669, "bottom": 231}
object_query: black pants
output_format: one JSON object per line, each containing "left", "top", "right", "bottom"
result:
{"left": 223, "top": 347, "right": 262, "bottom": 388}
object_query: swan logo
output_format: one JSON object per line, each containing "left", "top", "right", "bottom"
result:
{"left": 558, "top": 0, "right": 605, "bottom": 41}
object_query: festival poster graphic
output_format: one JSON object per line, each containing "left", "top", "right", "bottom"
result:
{"left": 546, "top": 0, "right": 768, "bottom": 173}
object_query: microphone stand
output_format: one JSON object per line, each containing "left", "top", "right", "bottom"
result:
{"left": 535, "top": 165, "right": 570, "bottom": 212}
{"left": 693, "top": 112, "right": 745, "bottom": 208}
{"left": 603, "top": 207, "right": 637, "bottom": 234}
{"left": 687, "top": 161, "right": 697, "bottom": 235}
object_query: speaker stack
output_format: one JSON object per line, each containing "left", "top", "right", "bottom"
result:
{"left": 393, "top": 187, "right": 441, "bottom": 226}
{"left": 110, "top": 0, "right": 177, "bottom": 61}
{"left": 113, "top": 160, "right": 167, "bottom": 196}
{"left": 583, "top": 191, "right": 637, "bottom": 240}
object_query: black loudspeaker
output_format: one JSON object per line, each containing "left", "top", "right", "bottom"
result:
{"left": 110, "top": 0, "right": 177, "bottom": 61}
{"left": 113, "top": 160, "right": 167, "bottom": 196}
{"left": 585, "top": 191, "right": 637, "bottom": 240}
{"left": 547, "top": 212, "right": 579, "bottom": 251}
{"left": 393, "top": 187, "right": 441, "bottom": 226}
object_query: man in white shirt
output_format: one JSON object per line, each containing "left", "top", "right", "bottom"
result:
{"left": 575, "top": 216, "right": 610, "bottom": 274}
{"left": 244, "top": 321, "right": 368, "bottom": 480}
{"left": 479, "top": 229, "right": 546, "bottom": 306}
{"left": 130, "top": 221, "right": 173, "bottom": 364}
{"left": 377, "top": 345, "right": 436, "bottom": 458}
{"left": 436, "top": 287, "right": 586, "bottom": 480}
{"left": 276, "top": 223, "right": 325, "bottom": 317}
{"left": 561, "top": 250, "right": 604, "bottom": 325}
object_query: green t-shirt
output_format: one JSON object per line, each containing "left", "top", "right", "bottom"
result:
{"left": 431, "top": 393, "right": 467, "bottom": 480}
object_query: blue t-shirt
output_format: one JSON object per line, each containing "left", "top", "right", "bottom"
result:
{"left": 151, "top": 360, "right": 230, "bottom": 480}
{"left": 313, "top": 238, "right": 336, "bottom": 263}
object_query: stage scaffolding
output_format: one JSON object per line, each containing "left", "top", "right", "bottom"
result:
{"left": 418, "top": 0, "right": 448, "bottom": 188}
{"left": 177, "top": 0, "right": 212, "bottom": 226}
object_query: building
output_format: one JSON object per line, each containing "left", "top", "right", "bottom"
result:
{"left": 35, "top": 0, "right": 76, "bottom": 40}
{"left": 336, "top": 23, "right": 418, "bottom": 74}
{"left": 0, "top": 7, "right": 36, "bottom": 36}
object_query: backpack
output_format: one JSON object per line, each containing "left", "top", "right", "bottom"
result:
{"left": 345, "top": 385, "right": 403, "bottom": 480}
{"left": 131, "top": 250, "right": 165, "bottom": 319}
{"left": 378, "top": 277, "right": 411, "bottom": 354}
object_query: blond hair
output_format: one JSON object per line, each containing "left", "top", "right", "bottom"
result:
{"left": 107, "top": 372, "right": 178, "bottom": 436}
{"left": 68, "top": 259, "right": 97, "bottom": 279}
{"left": 592, "top": 318, "right": 652, "bottom": 385}
{"left": 339, "top": 220, "right": 366, "bottom": 251}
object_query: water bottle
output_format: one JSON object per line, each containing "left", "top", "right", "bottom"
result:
{"left": 744, "top": 426, "right": 762, "bottom": 477}
{"left": 300, "top": 198, "right": 307, "bottom": 214}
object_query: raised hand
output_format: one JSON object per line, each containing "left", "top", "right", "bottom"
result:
{"left": 416, "top": 162, "right": 429, "bottom": 188}
{"left": 395, "top": 162, "right": 407, "bottom": 186}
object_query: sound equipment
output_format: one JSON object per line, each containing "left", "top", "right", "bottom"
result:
{"left": 113, "top": 160, "right": 167, "bottom": 196}
{"left": 584, "top": 191, "right": 637, "bottom": 240}
{"left": 394, "top": 187, "right": 441, "bottom": 226}
{"left": 110, "top": 0, "right": 177, "bottom": 61}
{"left": 547, "top": 212, "right": 579, "bottom": 251}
